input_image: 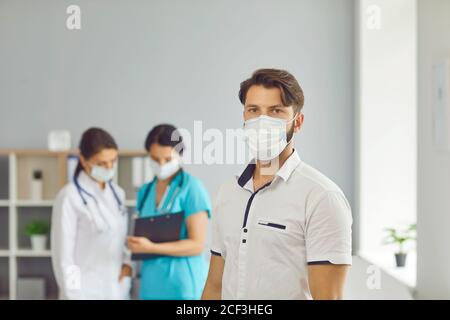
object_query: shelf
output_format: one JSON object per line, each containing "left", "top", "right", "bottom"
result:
{"left": 16, "top": 155, "right": 66, "bottom": 201}
{"left": 0, "top": 207, "right": 8, "bottom": 250}
{"left": 0, "top": 149, "right": 146, "bottom": 157}
{"left": 0, "top": 156, "right": 9, "bottom": 200}
{"left": 0, "top": 250, "right": 53, "bottom": 258}
{"left": 118, "top": 156, "right": 141, "bottom": 200}
{"left": 17, "top": 257, "right": 58, "bottom": 299}
{"left": 15, "top": 200, "right": 54, "bottom": 207}
{"left": 118, "top": 150, "right": 147, "bottom": 157}
{"left": 0, "top": 200, "right": 9, "bottom": 207}
{"left": 17, "top": 207, "right": 51, "bottom": 250}
{"left": 0, "top": 250, "right": 9, "bottom": 257}
{"left": 16, "top": 250, "right": 51, "bottom": 258}
{"left": 0, "top": 257, "right": 8, "bottom": 299}
{"left": 117, "top": 154, "right": 153, "bottom": 202}
{"left": 0, "top": 148, "right": 146, "bottom": 299}
{"left": 0, "top": 150, "right": 75, "bottom": 157}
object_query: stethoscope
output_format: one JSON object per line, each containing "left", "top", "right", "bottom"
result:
{"left": 74, "top": 175, "right": 127, "bottom": 232}
{"left": 137, "top": 170, "right": 184, "bottom": 215}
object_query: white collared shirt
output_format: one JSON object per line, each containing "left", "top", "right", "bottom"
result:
{"left": 211, "top": 150, "right": 352, "bottom": 300}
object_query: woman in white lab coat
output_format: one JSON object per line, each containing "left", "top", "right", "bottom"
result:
{"left": 51, "top": 127, "right": 132, "bottom": 300}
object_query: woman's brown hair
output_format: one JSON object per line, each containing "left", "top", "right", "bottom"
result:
{"left": 74, "top": 127, "right": 118, "bottom": 179}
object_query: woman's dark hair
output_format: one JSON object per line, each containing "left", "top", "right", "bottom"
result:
{"left": 74, "top": 127, "right": 118, "bottom": 179}
{"left": 144, "top": 124, "right": 184, "bottom": 155}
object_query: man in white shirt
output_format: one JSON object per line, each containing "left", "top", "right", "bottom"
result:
{"left": 202, "top": 68, "right": 352, "bottom": 300}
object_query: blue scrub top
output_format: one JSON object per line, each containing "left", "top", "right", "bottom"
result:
{"left": 136, "top": 170, "right": 211, "bottom": 300}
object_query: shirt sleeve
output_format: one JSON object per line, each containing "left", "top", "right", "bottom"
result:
{"left": 305, "top": 191, "right": 353, "bottom": 265}
{"left": 183, "top": 178, "right": 212, "bottom": 219}
{"left": 51, "top": 191, "right": 84, "bottom": 299}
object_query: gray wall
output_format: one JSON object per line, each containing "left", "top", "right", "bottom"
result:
{"left": 0, "top": 0, "right": 354, "bottom": 204}
{"left": 417, "top": 0, "right": 450, "bottom": 299}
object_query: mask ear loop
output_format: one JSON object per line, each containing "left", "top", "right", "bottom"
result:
{"left": 286, "top": 112, "right": 300, "bottom": 145}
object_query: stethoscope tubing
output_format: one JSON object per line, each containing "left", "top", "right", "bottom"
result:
{"left": 73, "top": 175, "right": 127, "bottom": 232}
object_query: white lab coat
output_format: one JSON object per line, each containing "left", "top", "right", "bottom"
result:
{"left": 51, "top": 170, "right": 131, "bottom": 300}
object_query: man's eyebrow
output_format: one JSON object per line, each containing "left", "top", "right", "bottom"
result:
{"left": 245, "top": 104, "right": 285, "bottom": 108}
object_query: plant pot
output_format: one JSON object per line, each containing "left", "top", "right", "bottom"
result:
{"left": 30, "top": 235, "right": 47, "bottom": 251}
{"left": 395, "top": 253, "right": 407, "bottom": 267}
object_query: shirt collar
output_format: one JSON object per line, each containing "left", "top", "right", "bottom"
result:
{"left": 235, "top": 150, "right": 302, "bottom": 189}
{"left": 276, "top": 150, "right": 302, "bottom": 181}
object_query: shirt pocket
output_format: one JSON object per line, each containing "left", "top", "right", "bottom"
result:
{"left": 252, "top": 217, "right": 305, "bottom": 267}
{"left": 254, "top": 217, "right": 304, "bottom": 242}
{"left": 256, "top": 218, "right": 288, "bottom": 234}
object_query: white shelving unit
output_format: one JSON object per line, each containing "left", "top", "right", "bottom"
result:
{"left": 16, "top": 250, "right": 52, "bottom": 258}
{"left": 0, "top": 200, "right": 9, "bottom": 207}
{"left": 15, "top": 200, "right": 54, "bottom": 207}
{"left": 0, "top": 149, "right": 147, "bottom": 300}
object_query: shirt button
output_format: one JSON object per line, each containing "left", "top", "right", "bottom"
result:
{"left": 243, "top": 228, "right": 248, "bottom": 233}
{"left": 242, "top": 239, "right": 247, "bottom": 244}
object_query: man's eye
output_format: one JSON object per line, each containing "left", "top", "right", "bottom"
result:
{"left": 248, "top": 109, "right": 257, "bottom": 113}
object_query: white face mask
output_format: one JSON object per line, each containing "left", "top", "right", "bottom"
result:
{"left": 243, "top": 115, "right": 296, "bottom": 161}
{"left": 90, "top": 164, "right": 116, "bottom": 183}
{"left": 150, "top": 157, "right": 181, "bottom": 180}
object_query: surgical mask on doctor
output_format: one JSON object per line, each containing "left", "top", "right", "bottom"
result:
{"left": 244, "top": 115, "right": 297, "bottom": 161}
{"left": 150, "top": 157, "right": 181, "bottom": 180}
{"left": 90, "top": 164, "right": 116, "bottom": 183}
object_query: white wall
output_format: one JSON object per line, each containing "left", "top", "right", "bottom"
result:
{"left": 0, "top": 0, "right": 355, "bottom": 206}
{"left": 345, "top": 256, "right": 413, "bottom": 300}
{"left": 357, "top": 0, "right": 417, "bottom": 256}
{"left": 417, "top": 0, "right": 450, "bottom": 299}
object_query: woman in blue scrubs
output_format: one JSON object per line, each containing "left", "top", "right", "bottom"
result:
{"left": 127, "top": 124, "right": 211, "bottom": 300}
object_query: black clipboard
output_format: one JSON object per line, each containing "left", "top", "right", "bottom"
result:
{"left": 131, "top": 211, "right": 184, "bottom": 260}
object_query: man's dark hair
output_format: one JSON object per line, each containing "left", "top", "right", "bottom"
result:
{"left": 239, "top": 68, "right": 305, "bottom": 113}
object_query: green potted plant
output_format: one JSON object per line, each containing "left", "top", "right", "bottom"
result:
{"left": 25, "top": 220, "right": 50, "bottom": 251}
{"left": 382, "top": 223, "right": 416, "bottom": 267}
